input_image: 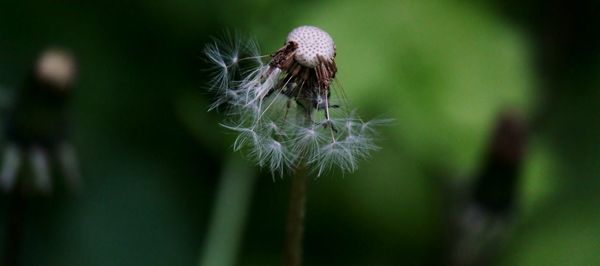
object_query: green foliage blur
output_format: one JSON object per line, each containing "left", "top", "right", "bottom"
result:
{"left": 0, "top": 0, "right": 598, "bottom": 265}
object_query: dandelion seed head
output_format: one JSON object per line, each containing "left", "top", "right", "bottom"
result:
{"left": 205, "top": 27, "right": 388, "bottom": 176}
{"left": 287, "top": 26, "right": 336, "bottom": 68}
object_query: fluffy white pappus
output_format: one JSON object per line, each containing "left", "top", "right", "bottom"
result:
{"left": 254, "top": 137, "right": 290, "bottom": 176}
{"left": 241, "top": 67, "right": 282, "bottom": 106}
{"left": 262, "top": 120, "right": 286, "bottom": 137}
{"left": 220, "top": 95, "right": 389, "bottom": 176}
{"left": 288, "top": 124, "right": 326, "bottom": 161}
{"left": 204, "top": 33, "right": 263, "bottom": 109}
{"left": 340, "top": 134, "right": 378, "bottom": 160}
{"left": 221, "top": 117, "right": 291, "bottom": 176}
{"left": 204, "top": 42, "right": 232, "bottom": 92}
{"left": 306, "top": 114, "right": 389, "bottom": 176}
{"left": 359, "top": 118, "right": 394, "bottom": 135}
{"left": 208, "top": 87, "right": 241, "bottom": 111}
{"left": 311, "top": 141, "right": 357, "bottom": 176}
{"left": 221, "top": 124, "right": 261, "bottom": 152}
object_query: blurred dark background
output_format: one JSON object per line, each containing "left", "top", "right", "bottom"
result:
{"left": 0, "top": 0, "right": 599, "bottom": 265}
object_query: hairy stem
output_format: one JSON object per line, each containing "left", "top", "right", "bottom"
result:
{"left": 284, "top": 164, "right": 308, "bottom": 266}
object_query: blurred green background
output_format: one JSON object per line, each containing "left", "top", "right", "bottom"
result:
{"left": 0, "top": 0, "right": 599, "bottom": 265}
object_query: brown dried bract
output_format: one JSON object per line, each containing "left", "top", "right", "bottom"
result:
{"left": 269, "top": 41, "right": 338, "bottom": 111}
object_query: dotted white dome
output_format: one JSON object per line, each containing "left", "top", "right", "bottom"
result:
{"left": 286, "top": 26, "right": 335, "bottom": 68}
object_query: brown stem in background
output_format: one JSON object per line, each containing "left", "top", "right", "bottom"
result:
{"left": 3, "top": 188, "right": 25, "bottom": 266}
{"left": 284, "top": 165, "right": 308, "bottom": 266}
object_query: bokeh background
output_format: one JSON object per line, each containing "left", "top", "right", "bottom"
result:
{"left": 0, "top": 0, "right": 599, "bottom": 265}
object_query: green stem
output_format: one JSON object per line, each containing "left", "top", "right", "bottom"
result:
{"left": 199, "top": 156, "right": 256, "bottom": 266}
{"left": 284, "top": 165, "right": 308, "bottom": 266}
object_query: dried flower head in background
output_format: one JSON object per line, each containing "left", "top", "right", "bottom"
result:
{"left": 0, "top": 48, "right": 81, "bottom": 193}
{"left": 205, "top": 26, "right": 385, "bottom": 175}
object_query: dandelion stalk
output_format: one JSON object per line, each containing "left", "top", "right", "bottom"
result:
{"left": 284, "top": 163, "right": 308, "bottom": 266}
{"left": 284, "top": 109, "right": 314, "bottom": 266}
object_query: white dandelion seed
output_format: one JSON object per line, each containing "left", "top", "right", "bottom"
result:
{"left": 288, "top": 124, "right": 326, "bottom": 162}
{"left": 311, "top": 141, "right": 357, "bottom": 176}
{"left": 205, "top": 32, "right": 263, "bottom": 110}
{"left": 255, "top": 137, "right": 290, "bottom": 176}
{"left": 220, "top": 124, "right": 261, "bottom": 152}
